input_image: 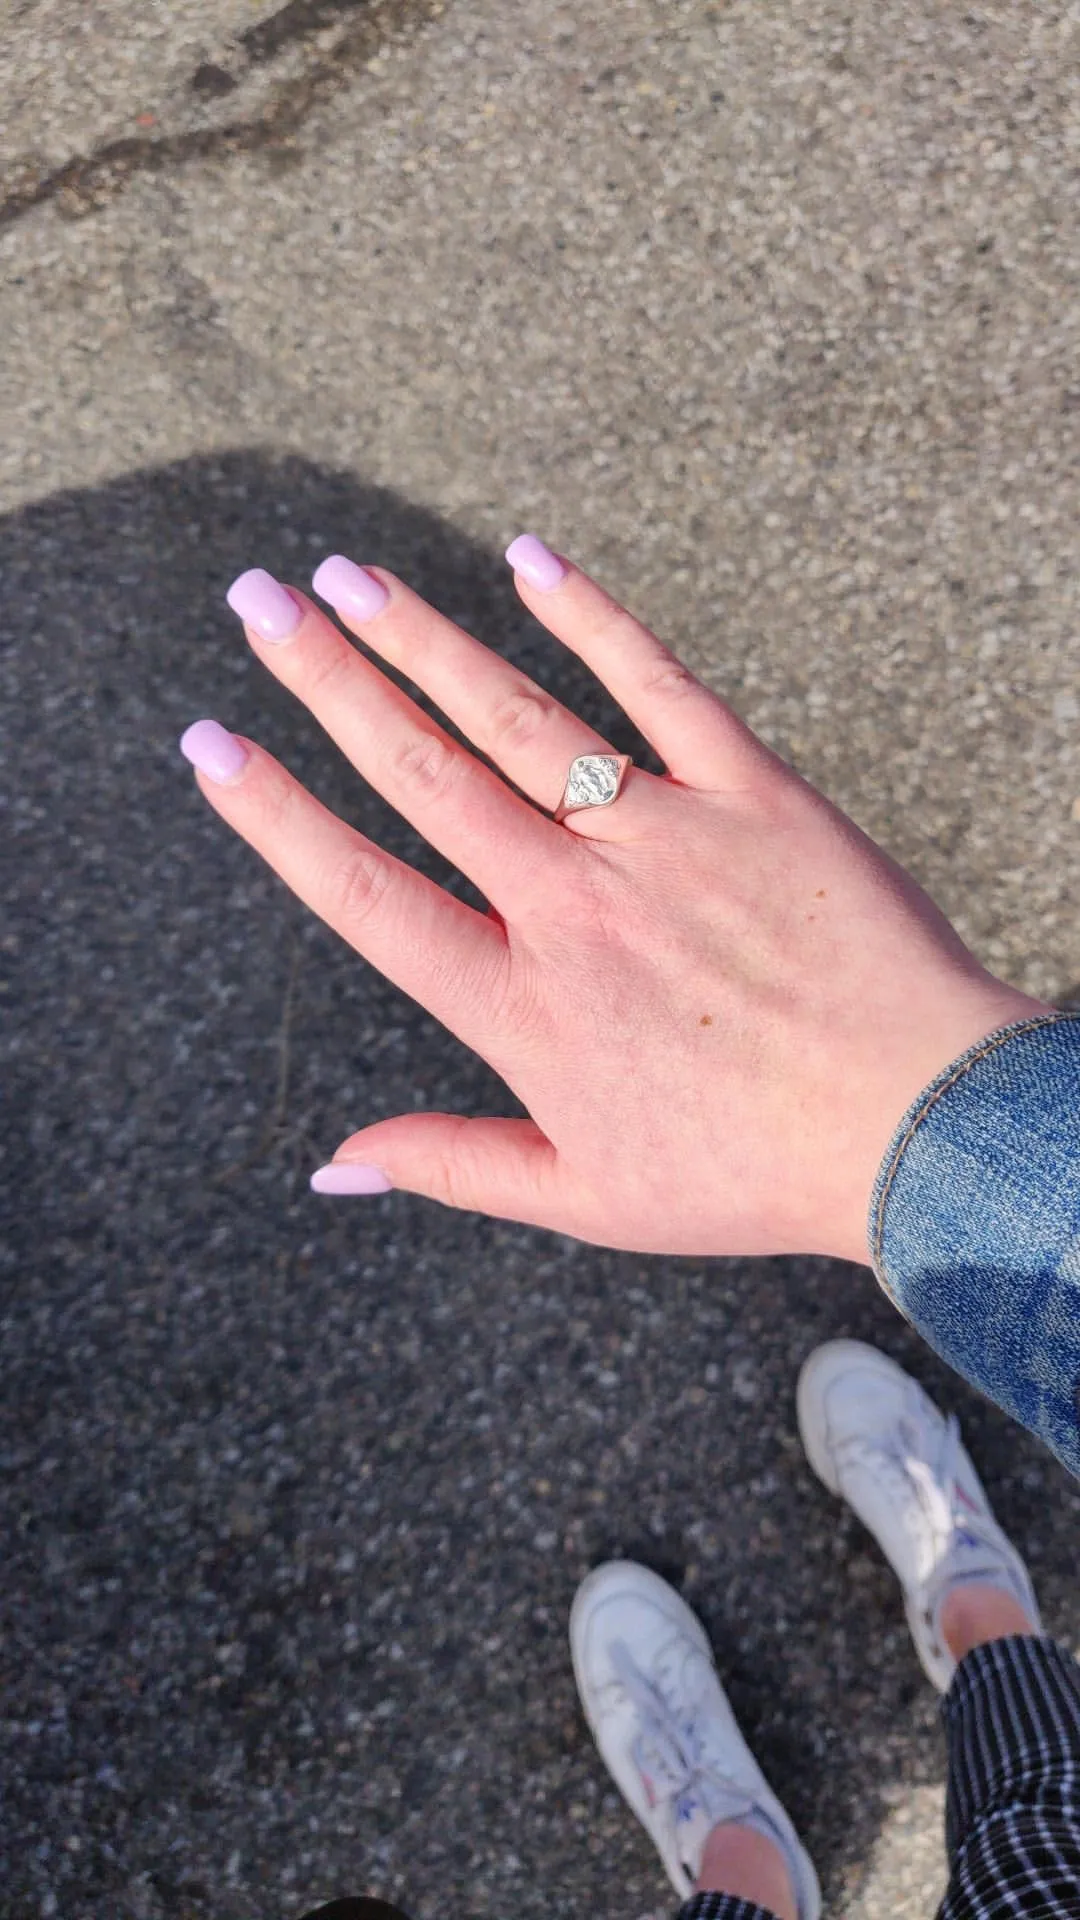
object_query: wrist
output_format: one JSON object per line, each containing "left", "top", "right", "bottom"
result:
{"left": 834, "top": 980, "right": 1060, "bottom": 1269}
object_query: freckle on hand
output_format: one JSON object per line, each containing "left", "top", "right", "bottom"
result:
{"left": 815, "top": 889, "right": 827, "bottom": 898}
{"left": 700, "top": 1014, "right": 713, "bottom": 1026}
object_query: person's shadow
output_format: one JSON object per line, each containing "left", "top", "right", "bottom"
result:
{"left": 3, "top": 452, "right": 1077, "bottom": 1920}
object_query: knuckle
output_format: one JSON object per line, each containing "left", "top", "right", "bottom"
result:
{"left": 391, "top": 731, "right": 459, "bottom": 798}
{"left": 640, "top": 654, "right": 700, "bottom": 701}
{"left": 487, "top": 684, "right": 555, "bottom": 751}
{"left": 256, "top": 761, "right": 304, "bottom": 836}
{"left": 425, "top": 1121, "right": 475, "bottom": 1210}
{"left": 585, "top": 604, "right": 643, "bottom": 661}
{"left": 331, "top": 846, "right": 392, "bottom": 931}
{"left": 300, "top": 637, "right": 355, "bottom": 703}
{"left": 428, "top": 1152, "right": 467, "bottom": 1211}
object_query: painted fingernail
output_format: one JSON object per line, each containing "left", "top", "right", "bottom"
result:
{"left": 310, "top": 1162, "right": 394, "bottom": 1195}
{"left": 312, "top": 555, "right": 391, "bottom": 621}
{"left": 180, "top": 719, "right": 250, "bottom": 784}
{"left": 505, "top": 533, "right": 568, "bottom": 591}
{"left": 226, "top": 568, "right": 302, "bottom": 642}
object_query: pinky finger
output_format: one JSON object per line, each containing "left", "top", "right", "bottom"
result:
{"left": 181, "top": 721, "right": 509, "bottom": 1053}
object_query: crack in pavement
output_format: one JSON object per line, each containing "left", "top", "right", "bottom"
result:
{"left": 0, "top": 0, "right": 441, "bottom": 232}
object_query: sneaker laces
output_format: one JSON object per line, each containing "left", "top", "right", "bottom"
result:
{"left": 919, "top": 1414, "right": 1033, "bottom": 1623}
{"left": 608, "top": 1637, "right": 755, "bottom": 1837}
{"left": 606, "top": 1636, "right": 811, "bottom": 1916}
{"left": 836, "top": 1408, "right": 1030, "bottom": 1629}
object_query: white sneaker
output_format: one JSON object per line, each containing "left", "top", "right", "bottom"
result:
{"left": 797, "top": 1339, "right": 1041, "bottom": 1693}
{"left": 570, "top": 1561, "right": 821, "bottom": 1917}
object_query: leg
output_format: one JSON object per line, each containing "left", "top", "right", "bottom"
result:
{"left": 568, "top": 1561, "right": 820, "bottom": 1920}
{"left": 798, "top": 1338, "right": 1080, "bottom": 1918}
{"left": 677, "top": 1893, "right": 788, "bottom": 1920}
{"left": 694, "top": 1825, "right": 798, "bottom": 1917}
{"left": 937, "top": 1594, "right": 1080, "bottom": 1918}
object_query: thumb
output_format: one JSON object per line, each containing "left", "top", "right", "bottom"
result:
{"left": 311, "top": 1112, "right": 567, "bottom": 1226}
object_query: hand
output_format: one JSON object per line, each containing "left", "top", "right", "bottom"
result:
{"left": 181, "top": 537, "right": 1051, "bottom": 1264}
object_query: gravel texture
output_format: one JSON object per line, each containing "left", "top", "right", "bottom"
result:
{"left": 2, "top": 3, "right": 1079, "bottom": 1917}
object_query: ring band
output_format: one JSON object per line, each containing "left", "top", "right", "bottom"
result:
{"left": 554, "top": 753, "right": 633, "bottom": 824}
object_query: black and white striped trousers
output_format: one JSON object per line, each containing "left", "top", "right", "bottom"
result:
{"left": 297, "top": 1638, "right": 1080, "bottom": 1920}
{"left": 681, "top": 1636, "right": 1080, "bottom": 1920}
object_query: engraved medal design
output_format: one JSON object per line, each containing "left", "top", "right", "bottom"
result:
{"left": 564, "top": 755, "right": 623, "bottom": 808}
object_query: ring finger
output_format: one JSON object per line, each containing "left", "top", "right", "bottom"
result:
{"left": 226, "top": 572, "right": 572, "bottom": 914}
{"left": 306, "top": 552, "right": 639, "bottom": 828}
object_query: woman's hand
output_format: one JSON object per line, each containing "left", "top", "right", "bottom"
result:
{"left": 181, "top": 536, "right": 1051, "bottom": 1264}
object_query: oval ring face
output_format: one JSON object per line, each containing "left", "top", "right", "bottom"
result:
{"left": 555, "top": 753, "right": 632, "bottom": 821}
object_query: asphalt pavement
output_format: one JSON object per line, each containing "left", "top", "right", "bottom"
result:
{"left": 2, "top": 3, "right": 1079, "bottom": 1917}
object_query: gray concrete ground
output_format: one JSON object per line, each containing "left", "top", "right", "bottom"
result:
{"left": 2, "top": 2, "right": 1079, "bottom": 1916}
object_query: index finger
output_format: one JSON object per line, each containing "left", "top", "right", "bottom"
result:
{"left": 507, "top": 536, "right": 777, "bottom": 793}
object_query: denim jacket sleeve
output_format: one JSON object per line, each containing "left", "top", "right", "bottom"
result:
{"left": 867, "top": 1010, "right": 1080, "bottom": 1479}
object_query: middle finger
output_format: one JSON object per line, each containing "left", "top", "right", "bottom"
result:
{"left": 310, "top": 553, "right": 618, "bottom": 814}
{"left": 227, "top": 570, "right": 572, "bottom": 915}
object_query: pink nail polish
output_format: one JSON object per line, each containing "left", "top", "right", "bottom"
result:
{"left": 226, "top": 568, "right": 302, "bottom": 642}
{"left": 505, "top": 533, "right": 568, "bottom": 591}
{"left": 311, "top": 555, "right": 390, "bottom": 621}
{"left": 180, "top": 718, "right": 250, "bottom": 784}
{"left": 311, "top": 1162, "right": 394, "bottom": 1195}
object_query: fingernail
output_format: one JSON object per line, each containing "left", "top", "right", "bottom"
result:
{"left": 505, "top": 533, "right": 568, "bottom": 591}
{"left": 311, "top": 1162, "right": 394, "bottom": 1195}
{"left": 312, "top": 555, "right": 391, "bottom": 621}
{"left": 226, "top": 568, "right": 302, "bottom": 642}
{"left": 180, "top": 718, "right": 250, "bottom": 784}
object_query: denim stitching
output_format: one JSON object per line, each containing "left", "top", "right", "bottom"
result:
{"left": 870, "top": 1011, "right": 1080, "bottom": 1302}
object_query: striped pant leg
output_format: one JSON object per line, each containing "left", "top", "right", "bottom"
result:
{"left": 938, "top": 1635, "right": 1080, "bottom": 1919}
{"left": 678, "top": 1638, "right": 1080, "bottom": 1920}
{"left": 677, "top": 1898, "right": 780, "bottom": 1920}
{"left": 299, "top": 1640, "right": 1080, "bottom": 1920}
{"left": 294, "top": 1896, "right": 778, "bottom": 1920}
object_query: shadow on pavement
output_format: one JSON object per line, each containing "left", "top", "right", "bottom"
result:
{"left": 3, "top": 453, "right": 1077, "bottom": 1919}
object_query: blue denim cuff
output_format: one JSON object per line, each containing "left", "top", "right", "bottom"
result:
{"left": 868, "top": 1011, "right": 1080, "bottom": 1479}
